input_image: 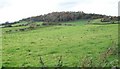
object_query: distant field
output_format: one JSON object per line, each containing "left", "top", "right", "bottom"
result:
{"left": 1, "top": 20, "right": 119, "bottom": 67}
{"left": 89, "top": 19, "right": 119, "bottom": 24}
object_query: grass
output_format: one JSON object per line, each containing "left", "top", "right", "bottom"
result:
{"left": 0, "top": 28, "right": 2, "bottom": 68}
{"left": 89, "top": 19, "right": 119, "bottom": 25}
{"left": 61, "top": 19, "right": 88, "bottom": 25}
{"left": 1, "top": 20, "right": 119, "bottom": 67}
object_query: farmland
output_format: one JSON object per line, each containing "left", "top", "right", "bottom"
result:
{"left": 1, "top": 19, "right": 119, "bottom": 67}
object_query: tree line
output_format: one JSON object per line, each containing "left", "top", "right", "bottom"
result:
{"left": 21, "top": 11, "right": 106, "bottom": 22}
{"left": 0, "top": 11, "right": 119, "bottom": 27}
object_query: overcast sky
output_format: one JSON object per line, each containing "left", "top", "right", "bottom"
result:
{"left": 0, "top": 0, "right": 119, "bottom": 23}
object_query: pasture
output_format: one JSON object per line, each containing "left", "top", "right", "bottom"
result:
{"left": 1, "top": 20, "right": 119, "bottom": 67}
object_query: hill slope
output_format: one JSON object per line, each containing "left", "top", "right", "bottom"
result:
{"left": 2, "top": 20, "right": 118, "bottom": 67}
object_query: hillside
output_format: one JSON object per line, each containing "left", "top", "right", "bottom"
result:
{"left": 1, "top": 19, "right": 119, "bottom": 67}
{"left": 0, "top": 11, "right": 118, "bottom": 27}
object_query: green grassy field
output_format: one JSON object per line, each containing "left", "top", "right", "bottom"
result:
{"left": 1, "top": 20, "right": 119, "bottom": 67}
{"left": 0, "top": 27, "right": 2, "bottom": 68}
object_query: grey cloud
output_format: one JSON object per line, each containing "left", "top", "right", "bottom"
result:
{"left": 58, "top": 1, "right": 79, "bottom": 10}
{"left": 118, "top": 1, "right": 120, "bottom": 16}
{"left": 0, "top": 0, "right": 10, "bottom": 9}
{"left": 58, "top": 0, "right": 92, "bottom": 10}
{"left": 59, "top": 1, "right": 78, "bottom": 6}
